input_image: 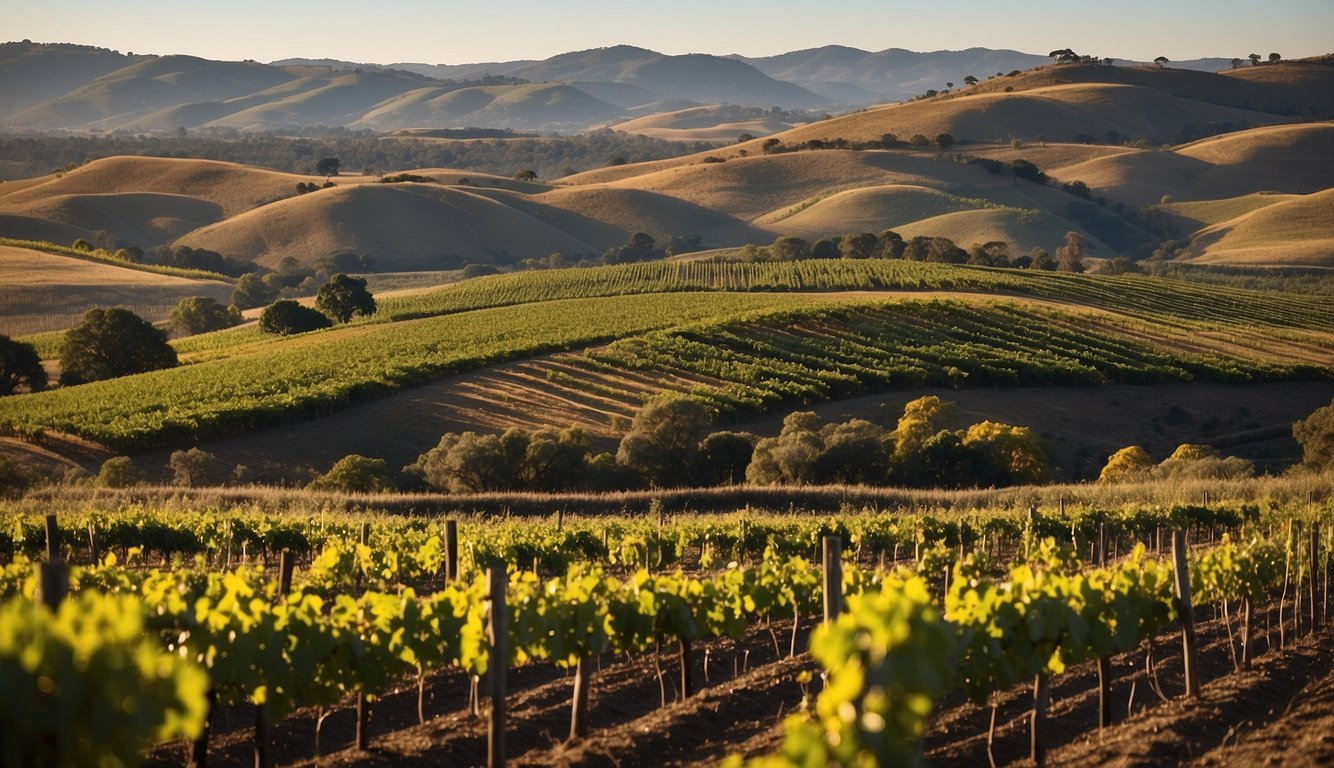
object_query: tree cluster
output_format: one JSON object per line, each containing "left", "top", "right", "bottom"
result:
{"left": 1097, "top": 443, "right": 1254, "bottom": 484}
{"left": 748, "top": 398, "right": 1051, "bottom": 489}
{"left": 256, "top": 270, "right": 378, "bottom": 335}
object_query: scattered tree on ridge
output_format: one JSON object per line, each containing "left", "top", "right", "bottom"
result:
{"left": 315, "top": 273, "right": 377, "bottom": 323}
{"left": 315, "top": 156, "right": 341, "bottom": 176}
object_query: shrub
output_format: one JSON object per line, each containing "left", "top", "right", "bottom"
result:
{"left": 258, "top": 300, "right": 332, "bottom": 335}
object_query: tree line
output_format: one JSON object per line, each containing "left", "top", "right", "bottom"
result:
{"left": 0, "top": 130, "right": 706, "bottom": 182}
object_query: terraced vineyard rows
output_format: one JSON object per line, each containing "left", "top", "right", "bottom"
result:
{"left": 0, "top": 293, "right": 821, "bottom": 449}
{"left": 378, "top": 261, "right": 1334, "bottom": 329}
{"left": 5, "top": 289, "right": 1328, "bottom": 453}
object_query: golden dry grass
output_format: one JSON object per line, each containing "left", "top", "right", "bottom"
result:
{"left": 0, "top": 156, "right": 333, "bottom": 217}
{"left": 531, "top": 185, "right": 768, "bottom": 247}
{"left": 757, "top": 184, "right": 980, "bottom": 236}
{"left": 773, "top": 83, "right": 1287, "bottom": 146}
{"left": 1159, "top": 193, "right": 1298, "bottom": 229}
{"left": 176, "top": 182, "right": 597, "bottom": 268}
{"left": 0, "top": 245, "right": 233, "bottom": 335}
{"left": 892, "top": 208, "right": 1112, "bottom": 257}
{"left": 1048, "top": 123, "right": 1334, "bottom": 207}
{"left": 0, "top": 191, "right": 223, "bottom": 247}
{"left": 1186, "top": 187, "right": 1334, "bottom": 266}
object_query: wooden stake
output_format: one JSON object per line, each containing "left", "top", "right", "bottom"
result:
{"left": 445, "top": 520, "right": 459, "bottom": 582}
{"left": 679, "top": 637, "right": 694, "bottom": 699}
{"left": 1311, "top": 523, "right": 1321, "bottom": 632}
{"left": 1031, "top": 673, "right": 1049, "bottom": 766}
{"left": 44, "top": 514, "right": 59, "bottom": 562}
{"left": 822, "top": 536, "right": 843, "bottom": 623}
{"left": 488, "top": 567, "right": 507, "bottom": 768}
{"left": 87, "top": 521, "right": 98, "bottom": 564}
{"left": 1172, "top": 530, "right": 1200, "bottom": 698}
{"left": 1097, "top": 655, "right": 1113, "bottom": 729}
{"left": 569, "top": 656, "right": 591, "bottom": 741}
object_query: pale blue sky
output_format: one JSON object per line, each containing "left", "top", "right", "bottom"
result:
{"left": 10, "top": 0, "right": 1331, "bottom": 64}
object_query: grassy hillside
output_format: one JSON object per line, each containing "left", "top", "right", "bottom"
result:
{"left": 1186, "top": 188, "right": 1334, "bottom": 265}
{"left": 3, "top": 260, "right": 1329, "bottom": 454}
{"left": 0, "top": 244, "right": 233, "bottom": 336}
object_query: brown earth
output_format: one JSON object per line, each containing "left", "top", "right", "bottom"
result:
{"left": 149, "top": 600, "right": 1334, "bottom": 768}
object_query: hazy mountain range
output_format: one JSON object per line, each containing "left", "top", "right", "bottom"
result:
{"left": 1, "top": 40, "right": 1236, "bottom": 134}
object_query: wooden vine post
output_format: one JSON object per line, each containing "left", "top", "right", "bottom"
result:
{"left": 1031, "top": 672, "right": 1050, "bottom": 766}
{"left": 569, "top": 656, "right": 592, "bottom": 741}
{"left": 1311, "top": 523, "right": 1321, "bottom": 633}
{"left": 822, "top": 536, "right": 843, "bottom": 622}
{"left": 356, "top": 525, "right": 372, "bottom": 750}
{"left": 254, "top": 551, "right": 294, "bottom": 768}
{"left": 1097, "top": 655, "right": 1113, "bottom": 730}
{"left": 488, "top": 567, "right": 508, "bottom": 768}
{"left": 444, "top": 519, "right": 459, "bottom": 583}
{"left": 1172, "top": 530, "right": 1200, "bottom": 698}
{"left": 37, "top": 515, "right": 68, "bottom": 609}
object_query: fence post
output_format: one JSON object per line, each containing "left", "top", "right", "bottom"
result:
{"left": 1172, "top": 530, "right": 1200, "bottom": 698}
{"left": 45, "top": 514, "right": 59, "bottom": 562}
{"left": 822, "top": 536, "right": 843, "bottom": 622}
{"left": 488, "top": 567, "right": 507, "bottom": 768}
{"left": 1311, "top": 523, "right": 1321, "bottom": 633}
{"left": 445, "top": 519, "right": 459, "bottom": 582}
{"left": 569, "top": 656, "right": 591, "bottom": 741}
{"left": 1031, "top": 673, "right": 1050, "bottom": 765}
{"left": 87, "top": 521, "right": 98, "bottom": 564}
{"left": 1097, "top": 522, "right": 1107, "bottom": 567}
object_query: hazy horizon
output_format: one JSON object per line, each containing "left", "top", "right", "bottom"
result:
{"left": 9, "top": 0, "right": 1331, "bottom": 67}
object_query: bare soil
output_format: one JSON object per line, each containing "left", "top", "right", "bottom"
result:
{"left": 150, "top": 602, "right": 1334, "bottom": 768}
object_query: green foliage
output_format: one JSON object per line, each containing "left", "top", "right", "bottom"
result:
{"left": 0, "top": 335, "right": 47, "bottom": 395}
{"left": 308, "top": 454, "right": 396, "bottom": 494}
{"left": 1294, "top": 398, "right": 1334, "bottom": 470}
{"left": 97, "top": 456, "right": 139, "bottom": 488}
{"left": 315, "top": 273, "right": 377, "bottom": 323}
{"left": 259, "top": 300, "right": 333, "bottom": 335}
{"left": 59, "top": 308, "right": 177, "bottom": 386}
{"left": 169, "top": 296, "right": 242, "bottom": 337}
{"left": 616, "top": 396, "right": 713, "bottom": 487}
{"left": 230, "top": 272, "right": 281, "bottom": 310}
{"left": 0, "top": 593, "right": 209, "bottom": 767}
{"left": 168, "top": 448, "right": 227, "bottom": 488}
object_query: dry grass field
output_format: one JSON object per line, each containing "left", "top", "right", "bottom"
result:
{"left": 0, "top": 244, "right": 234, "bottom": 335}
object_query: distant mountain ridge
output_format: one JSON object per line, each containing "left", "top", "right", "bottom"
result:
{"left": 1, "top": 40, "right": 1251, "bottom": 134}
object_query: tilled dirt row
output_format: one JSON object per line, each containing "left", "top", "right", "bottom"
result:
{"left": 153, "top": 607, "right": 1334, "bottom": 767}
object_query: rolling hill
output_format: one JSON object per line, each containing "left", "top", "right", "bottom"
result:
{"left": 0, "top": 244, "right": 234, "bottom": 336}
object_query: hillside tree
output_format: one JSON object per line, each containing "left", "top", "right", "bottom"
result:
{"left": 60, "top": 308, "right": 178, "bottom": 385}
{"left": 259, "top": 300, "right": 333, "bottom": 335}
{"left": 1293, "top": 398, "right": 1334, "bottom": 470}
{"left": 1055, "top": 231, "right": 1086, "bottom": 272}
{"left": 617, "top": 396, "right": 712, "bottom": 487}
{"left": 315, "top": 273, "right": 377, "bottom": 323}
{"left": 0, "top": 335, "right": 47, "bottom": 395}
{"left": 316, "top": 156, "right": 341, "bottom": 176}
{"left": 308, "top": 454, "right": 397, "bottom": 493}
{"left": 169, "top": 296, "right": 242, "bottom": 336}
